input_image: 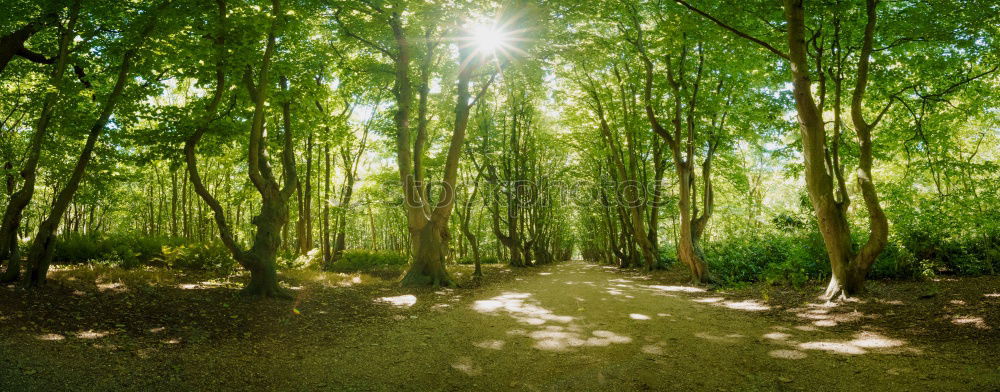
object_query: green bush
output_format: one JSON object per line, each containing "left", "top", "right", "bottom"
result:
{"left": 869, "top": 238, "right": 922, "bottom": 280}
{"left": 702, "top": 230, "right": 828, "bottom": 287}
{"left": 656, "top": 246, "right": 677, "bottom": 270}
{"left": 53, "top": 233, "right": 181, "bottom": 269}
{"left": 328, "top": 249, "right": 409, "bottom": 272}
{"left": 52, "top": 233, "right": 242, "bottom": 272}
{"left": 160, "top": 242, "right": 235, "bottom": 273}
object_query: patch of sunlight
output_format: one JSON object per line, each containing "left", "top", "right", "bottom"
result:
{"left": 952, "top": 316, "right": 990, "bottom": 329}
{"left": 949, "top": 300, "right": 966, "bottom": 306}
{"left": 794, "top": 325, "right": 818, "bottom": 331}
{"left": 176, "top": 281, "right": 228, "bottom": 290}
{"left": 797, "top": 331, "right": 905, "bottom": 355}
{"left": 606, "top": 288, "right": 625, "bottom": 296}
{"left": 473, "top": 339, "right": 506, "bottom": 350}
{"left": 646, "top": 285, "right": 706, "bottom": 293}
{"left": 641, "top": 344, "right": 665, "bottom": 355}
{"left": 722, "top": 300, "right": 770, "bottom": 311}
{"left": 451, "top": 357, "right": 482, "bottom": 376}
{"left": 96, "top": 282, "right": 128, "bottom": 293}
{"left": 431, "top": 303, "right": 451, "bottom": 311}
{"left": 538, "top": 272, "right": 552, "bottom": 276}
{"left": 850, "top": 331, "right": 905, "bottom": 348}
{"left": 472, "top": 292, "right": 573, "bottom": 325}
{"left": 588, "top": 330, "right": 632, "bottom": 346}
{"left": 790, "top": 303, "right": 865, "bottom": 327}
{"left": 657, "top": 313, "right": 671, "bottom": 317}
{"left": 148, "top": 327, "right": 166, "bottom": 334}
{"left": 984, "top": 293, "right": 1000, "bottom": 298}
{"left": 609, "top": 278, "right": 634, "bottom": 283}
{"left": 763, "top": 332, "right": 793, "bottom": 341}
{"left": 75, "top": 330, "right": 109, "bottom": 339}
{"left": 694, "top": 332, "right": 745, "bottom": 343}
{"left": 629, "top": 313, "right": 651, "bottom": 320}
{"left": 798, "top": 341, "right": 867, "bottom": 355}
{"left": 769, "top": 349, "right": 808, "bottom": 359}
{"left": 693, "top": 297, "right": 724, "bottom": 303}
{"left": 37, "top": 333, "right": 65, "bottom": 341}
{"left": 163, "top": 338, "right": 181, "bottom": 344}
{"left": 530, "top": 329, "right": 632, "bottom": 351}
{"left": 378, "top": 295, "right": 417, "bottom": 308}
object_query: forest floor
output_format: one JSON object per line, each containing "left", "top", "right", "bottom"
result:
{"left": 1, "top": 260, "right": 998, "bottom": 391}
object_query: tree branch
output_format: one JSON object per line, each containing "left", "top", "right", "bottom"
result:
{"left": 672, "top": 0, "right": 789, "bottom": 60}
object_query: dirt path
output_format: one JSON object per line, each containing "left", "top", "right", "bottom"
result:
{"left": 284, "top": 261, "right": 997, "bottom": 391}
{"left": 3, "top": 261, "right": 997, "bottom": 391}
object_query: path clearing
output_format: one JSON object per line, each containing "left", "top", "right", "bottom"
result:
{"left": 295, "top": 261, "right": 998, "bottom": 391}
{"left": 2, "top": 260, "right": 997, "bottom": 391}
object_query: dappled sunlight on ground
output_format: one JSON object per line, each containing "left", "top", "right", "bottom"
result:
{"left": 36, "top": 333, "right": 65, "bottom": 341}
{"left": 451, "top": 356, "right": 482, "bottom": 376}
{"left": 75, "top": 330, "right": 110, "bottom": 339}
{"left": 720, "top": 299, "right": 770, "bottom": 311}
{"left": 645, "top": 285, "right": 706, "bottom": 293}
{"left": 473, "top": 339, "right": 505, "bottom": 350}
{"left": 787, "top": 301, "right": 868, "bottom": 327}
{"left": 473, "top": 292, "right": 574, "bottom": 325}
{"left": 96, "top": 282, "right": 128, "bottom": 293}
{"left": 759, "top": 325, "right": 913, "bottom": 357}
{"left": 471, "top": 290, "right": 633, "bottom": 352}
{"left": 951, "top": 316, "right": 990, "bottom": 329}
{"left": 377, "top": 294, "right": 417, "bottom": 308}
{"left": 176, "top": 281, "right": 230, "bottom": 290}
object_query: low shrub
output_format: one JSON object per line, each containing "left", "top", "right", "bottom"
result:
{"left": 53, "top": 233, "right": 181, "bottom": 269}
{"left": 159, "top": 242, "right": 235, "bottom": 273}
{"left": 702, "top": 230, "right": 828, "bottom": 287}
{"left": 656, "top": 246, "right": 677, "bottom": 270}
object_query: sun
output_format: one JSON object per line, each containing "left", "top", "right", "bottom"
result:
{"left": 471, "top": 24, "right": 510, "bottom": 55}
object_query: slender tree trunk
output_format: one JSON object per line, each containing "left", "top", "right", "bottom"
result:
{"left": 24, "top": 2, "right": 153, "bottom": 286}
{"left": 0, "top": 1, "right": 79, "bottom": 283}
{"left": 322, "top": 143, "right": 331, "bottom": 264}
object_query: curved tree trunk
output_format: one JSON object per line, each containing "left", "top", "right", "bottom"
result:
{"left": 676, "top": 165, "right": 710, "bottom": 283}
{"left": 25, "top": 2, "right": 157, "bottom": 286}
{"left": 784, "top": 0, "right": 888, "bottom": 300}
{"left": 185, "top": 0, "right": 295, "bottom": 298}
{"left": 0, "top": 1, "right": 80, "bottom": 283}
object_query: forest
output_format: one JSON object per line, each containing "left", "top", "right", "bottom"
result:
{"left": 1, "top": 0, "right": 998, "bottom": 390}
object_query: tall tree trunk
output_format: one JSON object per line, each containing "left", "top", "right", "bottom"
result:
{"left": 24, "top": 1, "right": 154, "bottom": 286}
{"left": 784, "top": 0, "right": 888, "bottom": 299}
{"left": 584, "top": 80, "right": 657, "bottom": 271}
{"left": 0, "top": 1, "right": 79, "bottom": 282}
{"left": 638, "top": 36, "right": 712, "bottom": 283}
{"left": 322, "top": 144, "right": 331, "bottom": 264}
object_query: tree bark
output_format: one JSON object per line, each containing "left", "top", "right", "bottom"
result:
{"left": 0, "top": 1, "right": 80, "bottom": 283}
{"left": 784, "top": 0, "right": 889, "bottom": 299}
{"left": 24, "top": 1, "right": 155, "bottom": 286}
